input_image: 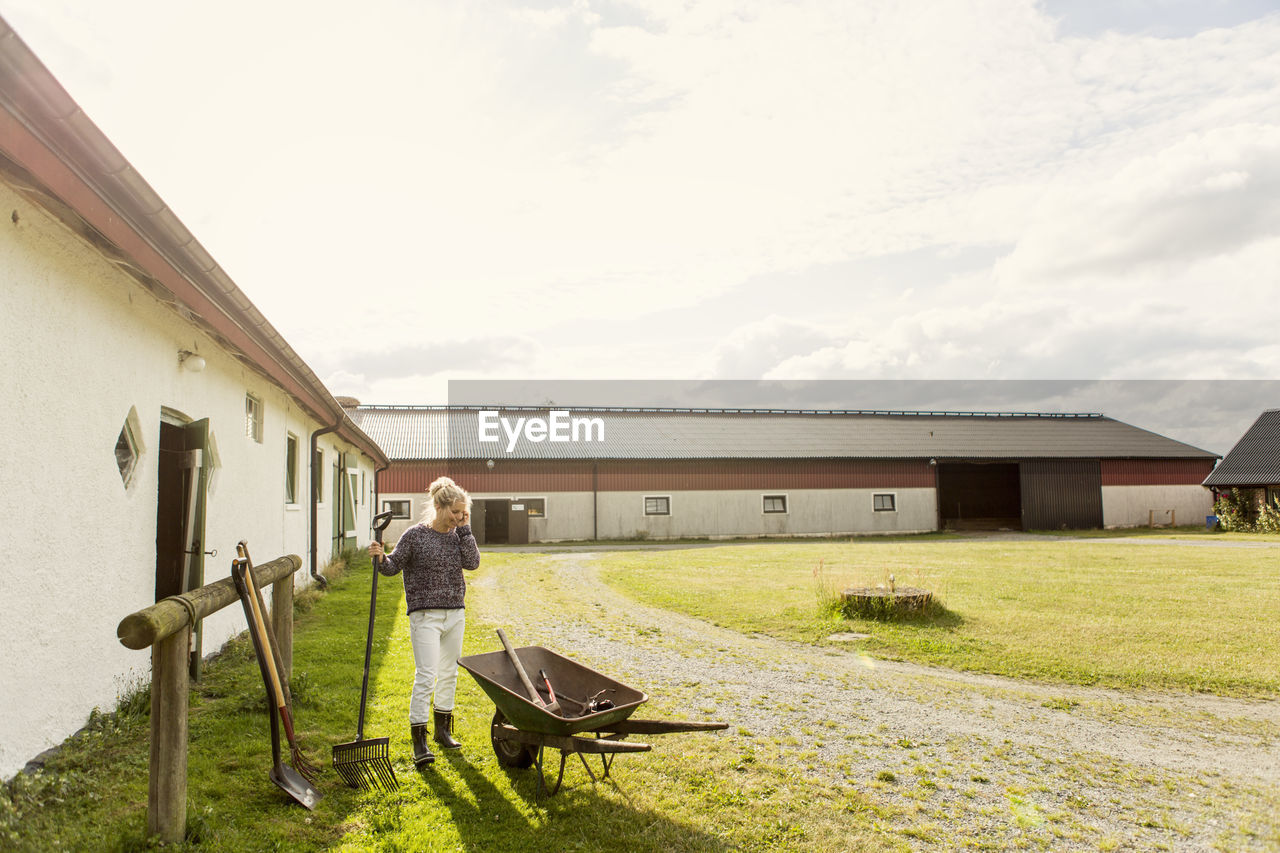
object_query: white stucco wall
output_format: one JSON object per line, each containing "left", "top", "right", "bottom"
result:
{"left": 0, "top": 180, "right": 379, "bottom": 778}
{"left": 376, "top": 488, "right": 938, "bottom": 543}
{"left": 595, "top": 488, "right": 937, "bottom": 539}
{"left": 1101, "top": 485, "right": 1215, "bottom": 529}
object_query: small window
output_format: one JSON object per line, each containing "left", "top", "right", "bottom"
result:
{"left": 644, "top": 496, "right": 670, "bottom": 516}
{"left": 384, "top": 499, "right": 411, "bottom": 519}
{"left": 115, "top": 420, "right": 139, "bottom": 487}
{"left": 763, "top": 494, "right": 787, "bottom": 514}
{"left": 285, "top": 433, "right": 298, "bottom": 503}
{"left": 245, "top": 393, "right": 263, "bottom": 443}
{"left": 874, "top": 493, "right": 896, "bottom": 512}
{"left": 518, "top": 498, "right": 546, "bottom": 518}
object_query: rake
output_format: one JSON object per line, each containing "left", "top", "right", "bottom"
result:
{"left": 333, "top": 510, "right": 399, "bottom": 791}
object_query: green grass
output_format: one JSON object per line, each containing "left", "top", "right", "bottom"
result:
{"left": 594, "top": 538, "right": 1280, "bottom": 695}
{"left": 1030, "top": 525, "right": 1280, "bottom": 541}
{"left": 2, "top": 550, "right": 899, "bottom": 852}
{"left": 9, "top": 536, "right": 1276, "bottom": 850}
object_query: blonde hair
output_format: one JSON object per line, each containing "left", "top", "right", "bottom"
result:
{"left": 422, "top": 476, "right": 471, "bottom": 522}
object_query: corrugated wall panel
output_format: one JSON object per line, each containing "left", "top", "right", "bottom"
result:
{"left": 379, "top": 458, "right": 935, "bottom": 494}
{"left": 1101, "top": 458, "right": 1216, "bottom": 486}
{"left": 1020, "top": 460, "right": 1103, "bottom": 529}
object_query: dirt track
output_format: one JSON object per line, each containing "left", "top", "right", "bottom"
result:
{"left": 472, "top": 544, "right": 1280, "bottom": 851}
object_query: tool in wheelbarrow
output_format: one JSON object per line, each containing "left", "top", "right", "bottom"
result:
{"left": 460, "top": 640, "right": 728, "bottom": 796}
{"left": 497, "top": 628, "right": 561, "bottom": 715}
{"left": 231, "top": 558, "right": 321, "bottom": 809}
{"left": 235, "top": 547, "right": 322, "bottom": 783}
{"left": 538, "top": 669, "right": 558, "bottom": 707}
{"left": 332, "top": 510, "right": 399, "bottom": 791}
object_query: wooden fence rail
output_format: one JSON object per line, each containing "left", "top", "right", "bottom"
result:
{"left": 116, "top": 553, "right": 301, "bottom": 843}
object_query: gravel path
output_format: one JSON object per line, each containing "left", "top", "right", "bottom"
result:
{"left": 471, "top": 548, "right": 1280, "bottom": 852}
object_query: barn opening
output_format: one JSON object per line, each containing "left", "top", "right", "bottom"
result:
{"left": 937, "top": 462, "right": 1022, "bottom": 530}
{"left": 477, "top": 499, "right": 509, "bottom": 544}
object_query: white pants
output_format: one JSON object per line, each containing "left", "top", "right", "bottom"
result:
{"left": 407, "top": 607, "right": 466, "bottom": 724}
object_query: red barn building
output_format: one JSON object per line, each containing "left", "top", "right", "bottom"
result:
{"left": 351, "top": 406, "right": 1217, "bottom": 544}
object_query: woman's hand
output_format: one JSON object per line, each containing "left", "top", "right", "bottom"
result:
{"left": 460, "top": 506, "right": 470, "bottom": 526}
{"left": 367, "top": 541, "right": 384, "bottom": 560}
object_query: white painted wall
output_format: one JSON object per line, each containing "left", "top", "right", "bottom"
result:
{"left": 378, "top": 493, "right": 431, "bottom": 545}
{"left": 374, "top": 488, "right": 938, "bottom": 543}
{"left": 1101, "top": 485, "right": 1215, "bottom": 529}
{"left": 0, "top": 180, "right": 379, "bottom": 778}
{"left": 596, "top": 488, "right": 938, "bottom": 539}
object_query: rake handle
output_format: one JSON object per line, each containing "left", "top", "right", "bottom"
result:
{"left": 238, "top": 541, "right": 292, "bottom": 709}
{"left": 241, "top": 555, "right": 296, "bottom": 741}
{"left": 355, "top": 520, "right": 389, "bottom": 739}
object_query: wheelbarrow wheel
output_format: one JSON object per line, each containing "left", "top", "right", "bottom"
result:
{"left": 491, "top": 710, "right": 535, "bottom": 769}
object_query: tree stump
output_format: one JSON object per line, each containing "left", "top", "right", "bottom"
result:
{"left": 841, "top": 586, "right": 933, "bottom": 620}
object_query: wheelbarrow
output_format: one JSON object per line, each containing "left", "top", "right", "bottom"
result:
{"left": 459, "top": 639, "right": 728, "bottom": 795}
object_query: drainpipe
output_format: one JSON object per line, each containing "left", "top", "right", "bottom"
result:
{"left": 592, "top": 461, "right": 598, "bottom": 541}
{"left": 310, "top": 420, "right": 341, "bottom": 588}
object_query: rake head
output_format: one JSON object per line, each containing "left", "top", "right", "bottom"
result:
{"left": 333, "top": 736, "right": 399, "bottom": 791}
{"left": 290, "top": 744, "right": 324, "bottom": 785}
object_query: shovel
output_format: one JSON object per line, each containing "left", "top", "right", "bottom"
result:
{"left": 236, "top": 544, "right": 322, "bottom": 782}
{"left": 497, "top": 628, "right": 561, "bottom": 715}
{"left": 232, "top": 559, "right": 321, "bottom": 809}
{"left": 333, "top": 510, "right": 399, "bottom": 791}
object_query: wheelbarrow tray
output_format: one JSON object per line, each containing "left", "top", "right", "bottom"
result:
{"left": 459, "top": 645, "right": 646, "bottom": 738}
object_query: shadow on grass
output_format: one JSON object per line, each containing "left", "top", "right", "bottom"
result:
{"left": 424, "top": 749, "right": 732, "bottom": 853}
{"left": 0, "top": 549, "right": 406, "bottom": 852}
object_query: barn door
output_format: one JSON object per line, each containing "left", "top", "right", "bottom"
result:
{"left": 331, "top": 456, "right": 342, "bottom": 558}
{"left": 344, "top": 469, "right": 359, "bottom": 550}
{"left": 508, "top": 500, "right": 529, "bottom": 545}
{"left": 180, "top": 418, "right": 210, "bottom": 679}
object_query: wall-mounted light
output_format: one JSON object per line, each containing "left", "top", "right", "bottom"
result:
{"left": 929, "top": 458, "right": 937, "bottom": 466}
{"left": 486, "top": 459, "right": 495, "bottom": 470}
{"left": 178, "top": 349, "right": 206, "bottom": 372}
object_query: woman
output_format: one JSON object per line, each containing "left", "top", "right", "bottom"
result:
{"left": 368, "top": 476, "right": 480, "bottom": 768}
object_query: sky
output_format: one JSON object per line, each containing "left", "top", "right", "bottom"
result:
{"left": 2, "top": 0, "right": 1278, "bottom": 453}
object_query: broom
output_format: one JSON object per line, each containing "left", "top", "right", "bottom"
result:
{"left": 333, "top": 510, "right": 399, "bottom": 791}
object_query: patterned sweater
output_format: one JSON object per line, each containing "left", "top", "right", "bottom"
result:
{"left": 378, "top": 523, "right": 480, "bottom": 612}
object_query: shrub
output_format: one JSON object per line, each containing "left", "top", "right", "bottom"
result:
{"left": 1213, "top": 488, "right": 1254, "bottom": 532}
{"left": 1214, "top": 488, "right": 1280, "bottom": 533}
{"left": 1257, "top": 500, "right": 1280, "bottom": 534}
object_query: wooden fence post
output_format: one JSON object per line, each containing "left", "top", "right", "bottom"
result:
{"left": 118, "top": 554, "right": 302, "bottom": 843}
{"left": 272, "top": 573, "right": 294, "bottom": 681}
{"left": 148, "top": 624, "right": 189, "bottom": 843}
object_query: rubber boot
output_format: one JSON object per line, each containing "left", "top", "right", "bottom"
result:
{"left": 411, "top": 723, "right": 435, "bottom": 768}
{"left": 433, "top": 709, "right": 462, "bottom": 750}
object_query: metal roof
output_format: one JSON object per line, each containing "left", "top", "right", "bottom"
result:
{"left": 351, "top": 406, "right": 1217, "bottom": 462}
{"left": 1202, "top": 409, "right": 1280, "bottom": 487}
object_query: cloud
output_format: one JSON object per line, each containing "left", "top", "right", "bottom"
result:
{"left": 6, "top": 0, "right": 1280, "bottom": 393}
{"left": 708, "top": 315, "right": 838, "bottom": 378}
{"left": 316, "top": 336, "right": 541, "bottom": 382}
{"left": 995, "top": 125, "right": 1280, "bottom": 283}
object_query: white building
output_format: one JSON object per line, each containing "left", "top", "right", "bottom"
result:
{"left": 0, "top": 19, "right": 388, "bottom": 778}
